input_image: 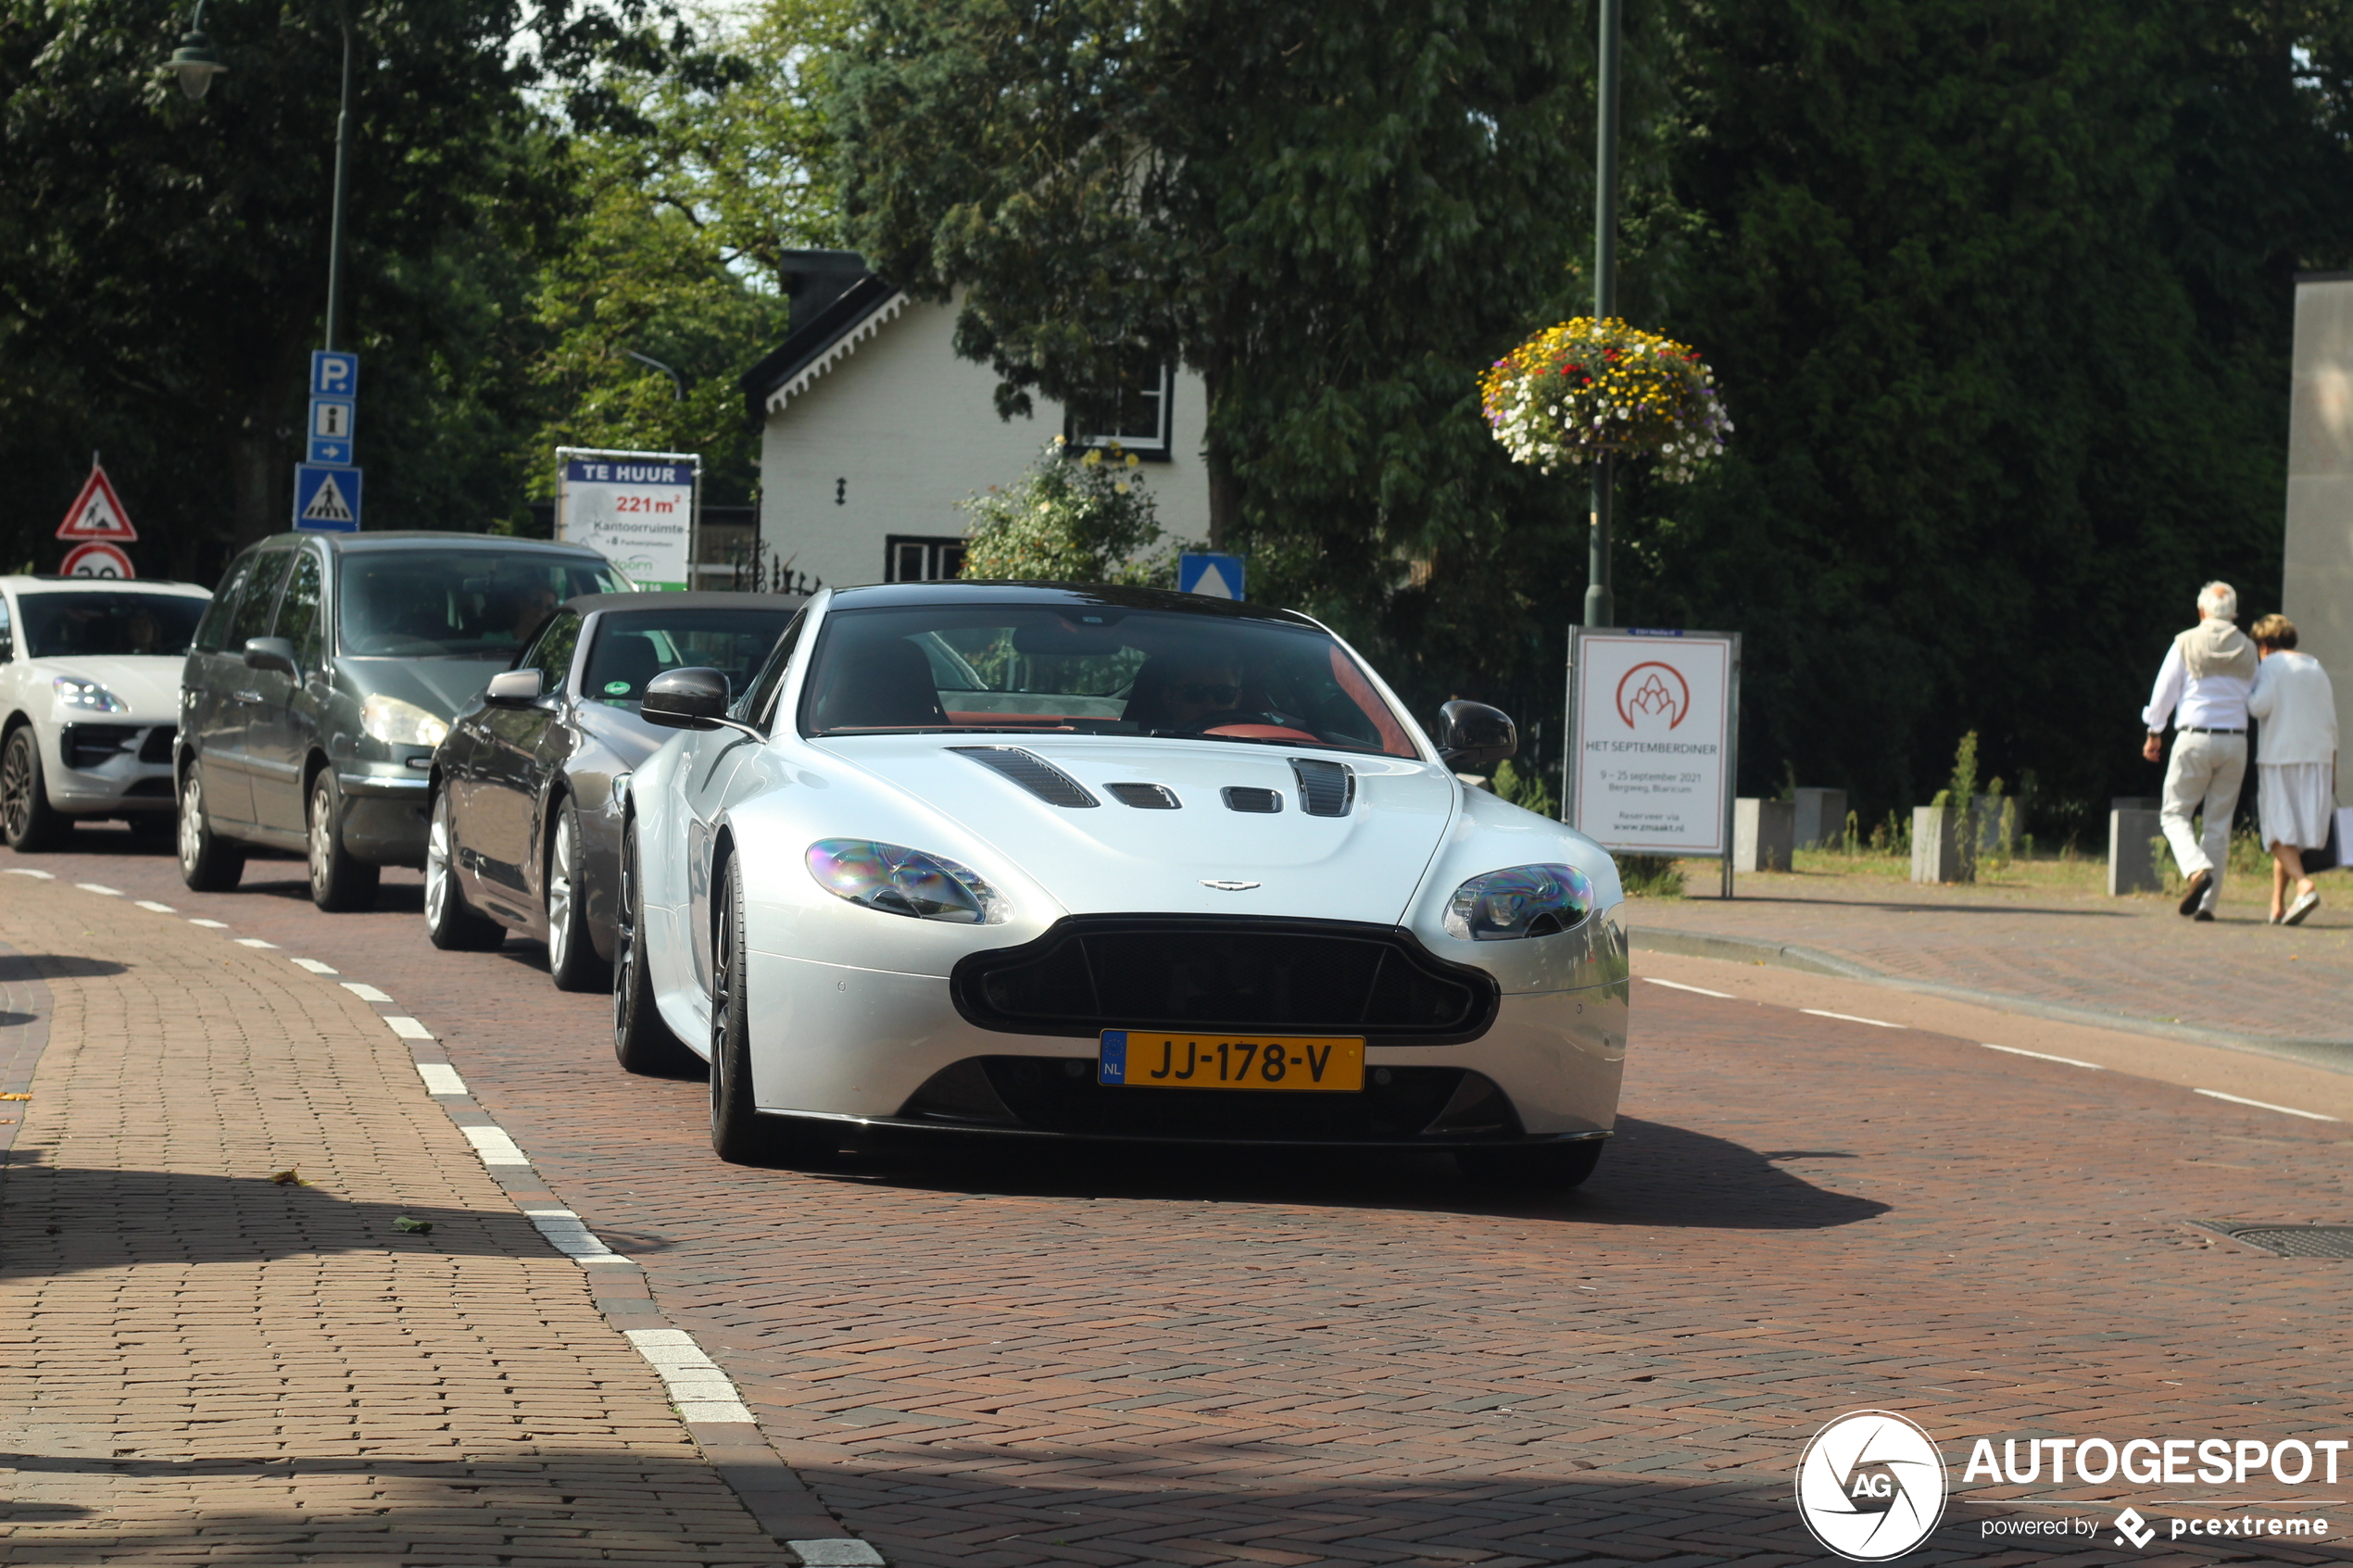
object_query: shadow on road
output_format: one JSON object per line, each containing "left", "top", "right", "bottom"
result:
{"left": 826, "top": 1113, "right": 1885, "bottom": 1230}
{"left": 0, "top": 1157, "right": 675, "bottom": 1276}
{"left": 0, "top": 955, "right": 126, "bottom": 984}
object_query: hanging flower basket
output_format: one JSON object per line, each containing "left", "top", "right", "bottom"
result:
{"left": 1478, "top": 317, "right": 1731, "bottom": 483}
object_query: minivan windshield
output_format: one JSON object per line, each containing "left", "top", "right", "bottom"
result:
{"left": 339, "top": 552, "right": 624, "bottom": 658}
{"left": 19, "top": 592, "right": 208, "bottom": 659}
{"left": 799, "top": 604, "right": 1418, "bottom": 758}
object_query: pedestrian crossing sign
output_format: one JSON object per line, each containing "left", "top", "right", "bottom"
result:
{"left": 293, "top": 463, "right": 363, "bottom": 532}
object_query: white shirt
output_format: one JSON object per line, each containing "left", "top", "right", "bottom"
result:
{"left": 2142, "top": 639, "right": 2250, "bottom": 733}
{"left": 2246, "top": 649, "right": 2339, "bottom": 765}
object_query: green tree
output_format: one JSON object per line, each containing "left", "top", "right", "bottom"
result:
{"left": 957, "top": 438, "right": 1177, "bottom": 583}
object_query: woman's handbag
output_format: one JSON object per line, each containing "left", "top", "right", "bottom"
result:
{"left": 2308, "top": 806, "right": 2351, "bottom": 873}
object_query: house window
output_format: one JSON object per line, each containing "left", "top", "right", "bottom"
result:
{"left": 887, "top": 535, "right": 968, "bottom": 583}
{"left": 1065, "top": 358, "right": 1174, "bottom": 461}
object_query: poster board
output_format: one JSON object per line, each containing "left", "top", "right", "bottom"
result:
{"left": 1564, "top": 628, "right": 1742, "bottom": 897}
{"left": 555, "top": 446, "right": 700, "bottom": 590}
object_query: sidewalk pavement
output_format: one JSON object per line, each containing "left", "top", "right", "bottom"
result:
{"left": 1630, "top": 868, "right": 2353, "bottom": 1055}
{"left": 0, "top": 872, "right": 836, "bottom": 1565}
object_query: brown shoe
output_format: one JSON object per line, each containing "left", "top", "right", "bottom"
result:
{"left": 2178, "top": 869, "right": 2210, "bottom": 917}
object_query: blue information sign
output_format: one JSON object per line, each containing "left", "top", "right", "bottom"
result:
{"left": 310, "top": 351, "right": 359, "bottom": 398}
{"left": 292, "top": 464, "right": 362, "bottom": 531}
{"left": 1178, "top": 551, "right": 1246, "bottom": 600}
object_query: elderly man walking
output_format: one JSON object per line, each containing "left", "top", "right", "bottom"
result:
{"left": 2142, "top": 581, "right": 2258, "bottom": 920}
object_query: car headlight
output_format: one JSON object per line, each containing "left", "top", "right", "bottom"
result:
{"left": 361, "top": 693, "right": 449, "bottom": 748}
{"left": 806, "top": 838, "right": 1010, "bottom": 924}
{"left": 1443, "top": 863, "right": 1595, "bottom": 940}
{"left": 53, "top": 677, "right": 128, "bottom": 713}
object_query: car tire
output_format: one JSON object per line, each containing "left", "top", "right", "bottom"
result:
{"left": 1456, "top": 1139, "right": 1605, "bottom": 1191}
{"left": 709, "top": 852, "right": 836, "bottom": 1167}
{"left": 176, "top": 762, "right": 245, "bottom": 891}
{"left": 0, "top": 727, "right": 69, "bottom": 851}
{"left": 545, "top": 795, "right": 610, "bottom": 993}
{"left": 307, "top": 770, "right": 382, "bottom": 912}
{"left": 423, "top": 785, "right": 504, "bottom": 950}
{"left": 612, "top": 817, "right": 699, "bottom": 1076}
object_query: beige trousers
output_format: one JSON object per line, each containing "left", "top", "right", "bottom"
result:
{"left": 2160, "top": 730, "right": 2247, "bottom": 909}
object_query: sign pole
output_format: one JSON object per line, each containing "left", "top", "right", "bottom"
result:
{"left": 1585, "top": 0, "right": 1622, "bottom": 631}
{"left": 1721, "top": 633, "right": 1743, "bottom": 899}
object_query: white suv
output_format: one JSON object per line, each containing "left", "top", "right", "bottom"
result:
{"left": 0, "top": 576, "right": 213, "bottom": 850}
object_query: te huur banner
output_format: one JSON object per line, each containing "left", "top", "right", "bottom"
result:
{"left": 555, "top": 449, "right": 698, "bottom": 590}
{"left": 1566, "top": 628, "right": 1741, "bottom": 857}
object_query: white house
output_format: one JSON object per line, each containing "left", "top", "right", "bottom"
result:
{"left": 738, "top": 251, "right": 1212, "bottom": 592}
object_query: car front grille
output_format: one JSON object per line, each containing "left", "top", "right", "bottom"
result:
{"left": 139, "top": 725, "right": 176, "bottom": 763}
{"left": 60, "top": 723, "right": 142, "bottom": 770}
{"left": 950, "top": 916, "right": 1498, "bottom": 1042}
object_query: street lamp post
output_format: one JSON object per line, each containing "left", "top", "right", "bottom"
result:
{"left": 163, "top": 4, "right": 356, "bottom": 354}
{"left": 1586, "top": 0, "right": 1621, "bottom": 631}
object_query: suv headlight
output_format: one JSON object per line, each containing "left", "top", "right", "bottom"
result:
{"left": 1443, "top": 863, "right": 1594, "bottom": 940}
{"left": 807, "top": 838, "right": 1010, "bottom": 924}
{"left": 53, "top": 677, "right": 128, "bottom": 713}
{"left": 361, "top": 693, "right": 449, "bottom": 748}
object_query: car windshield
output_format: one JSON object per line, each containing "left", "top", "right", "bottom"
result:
{"left": 799, "top": 603, "right": 1419, "bottom": 758}
{"left": 18, "top": 592, "right": 208, "bottom": 659}
{"left": 339, "top": 552, "right": 625, "bottom": 658}
{"left": 584, "top": 608, "right": 797, "bottom": 709}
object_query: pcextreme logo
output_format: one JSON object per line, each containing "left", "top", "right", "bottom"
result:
{"left": 1795, "top": 1411, "right": 1949, "bottom": 1562}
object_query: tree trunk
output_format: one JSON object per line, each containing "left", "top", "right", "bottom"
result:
{"left": 1200, "top": 355, "right": 1238, "bottom": 550}
{"left": 228, "top": 410, "right": 282, "bottom": 549}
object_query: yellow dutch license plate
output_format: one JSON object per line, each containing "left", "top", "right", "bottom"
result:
{"left": 1097, "top": 1031, "right": 1365, "bottom": 1092}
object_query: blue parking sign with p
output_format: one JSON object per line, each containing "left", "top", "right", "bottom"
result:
{"left": 310, "top": 350, "right": 359, "bottom": 398}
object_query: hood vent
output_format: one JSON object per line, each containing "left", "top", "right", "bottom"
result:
{"left": 1106, "top": 783, "right": 1180, "bottom": 809}
{"left": 1222, "top": 786, "right": 1282, "bottom": 814}
{"left": 950, "top": 746, "right": 1099, "bottom": 808}
{"left": 1290, "top": 759, "right": 1355, "bottom": 817}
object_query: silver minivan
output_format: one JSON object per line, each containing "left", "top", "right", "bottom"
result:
{"left": 175, "top": 532, "right": 625, "bottom": 909}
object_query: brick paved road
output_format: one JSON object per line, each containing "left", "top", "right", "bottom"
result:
{"left": 1634, "top": 871, "right": 2353, "bottom": 1046}
{"left": 12, "top": 829, "right": 2353, "bottom": 1565}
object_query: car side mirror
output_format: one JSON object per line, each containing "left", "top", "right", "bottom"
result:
{"left": 1435, "top": 699, "right": 1516, "bottom": 769}
{"left": 242, "top": 636, "right": 297, "bottom": 678}
{"left": 641, "top": 667, "right": 731, "bottom": 731}
{"left": 484, "top": 669, "right": 544, "bottom": 709}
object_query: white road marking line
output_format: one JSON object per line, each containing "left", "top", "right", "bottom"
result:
{"left": 75, "top": 883, "right": 121, "bottom": 897}
{"left": 1981, "top": 1042, "right": 2105, "bottom": 1070}
{"left": 383, "top": 1016, "right": 434, "bottom": 1040}
{"left": 461, "top": 1124, "right": 532, "bottom": 1165}
{"left": 624, "top": 1329, "right": 754, "bottom": 1424}
{"left": 2194, "top": 1088, "right": 2340, "bottom": 1123}
{"left": 187, "top": 919, "right": 228, "bottom": 928}
{"left": 234, "top": 937, "right": 278, "bottom": 948}
{"left": 788, "top": 1542, "right": 887, "bottom": 1566}
{"left": 4, "top": 868, "right": 55, "bottom": 879}
{"left": 341, "top": 981, "right": 394, "bottom": 1003}
{"left": 289, "top": 958, "right": 338, "bottom": 974}
{"left": 1644, "top": 977, "right": 1735, "bottom": 998}
{"left": 1800, "top": 1008, "right": 1900, "bottom": 1028}
{"left": 416, "top": 1063, "right": 467, "bottom": 1096}
{"left": 134, "top": 900, "right": 175, "bottom": 913}
{"left": 525, "top": 1210, "right": 631, "bottom": 1264}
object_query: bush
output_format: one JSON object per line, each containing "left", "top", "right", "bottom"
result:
{"left": 1490, "top": 758, "right": 1557, "bottom": 819}
{"left": 958, "top": 437, "right": 1189, "bottom": 585}
{"left": 1617, "top": 854, "right": 1685, "bottom": 898}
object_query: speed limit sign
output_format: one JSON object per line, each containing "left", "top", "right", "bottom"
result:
{"left": 60, "top": 541, "right": 135, "bottom": 578}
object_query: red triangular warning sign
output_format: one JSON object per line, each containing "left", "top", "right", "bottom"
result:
{"left": 57, "top": 461, "right": 138, "bottom": 542}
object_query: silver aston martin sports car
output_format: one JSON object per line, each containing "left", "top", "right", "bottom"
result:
{"left": 615, "top": 582, "right": 1629, "bottom": 1186}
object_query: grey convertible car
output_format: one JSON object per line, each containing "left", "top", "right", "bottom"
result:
{"left": 424, "top": 591, "right": 804, "bottom": 988}
{"left": 176, "top": 532, "right": 626, "bottom": 909}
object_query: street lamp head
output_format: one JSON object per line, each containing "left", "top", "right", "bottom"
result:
{"left": 162, "top": 29, "right": 227, "bottom": 100}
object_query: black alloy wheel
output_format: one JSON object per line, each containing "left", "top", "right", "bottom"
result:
{"left": 545, "top": 796, "right": 610, "bottom": 993}
{"left": 175, "top": 762, "right": 245, "bottom": 891}
{"left": 1, "top": 727, "right": 68, "bottom": 851}
{"left": 307, "top": 770, "right": 382, "bottom": 912}
{"left": 423, "top": 786, "right": 504, "bottom": 950}
{"left": 708, "top": 852, "right": 834, "bottom": 1167}
{"left": 611, "top": 818, "right": 698, "bottom": 1075}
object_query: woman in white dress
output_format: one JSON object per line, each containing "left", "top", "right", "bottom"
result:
{"left": 2246, "top": 615, "right": 2338, "bottom": 925}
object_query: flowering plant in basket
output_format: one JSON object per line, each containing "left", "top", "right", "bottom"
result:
{"left": 1478, "top": 318, "right": 1730, "bottom": 483}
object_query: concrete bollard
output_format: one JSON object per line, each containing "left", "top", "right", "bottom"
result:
{"left": 1792, "top": 787, "right": 1848, "bottom": 850}
{"left": 1734, "top": 798, "right": 1796, "bottom": 872}
{"left": 2108, "top": 799, "right": 2164, "bottom": 896}
{"left": 1911, "top": 805, "right": 1969, "bottom": 883}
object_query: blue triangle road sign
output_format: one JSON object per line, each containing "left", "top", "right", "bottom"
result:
{"left": 1178, "top": 551, "right": 1246, "bottom": 600}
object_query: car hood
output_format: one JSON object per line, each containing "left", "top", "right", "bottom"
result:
{"left": 34, "top": 655, "right": 185, "bottom": 720}
{"left": 817, "top": 734, "right": 1460, "bottom": 924}
{"left": 347, "top": 658, "right": 516, "bottom": 720}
